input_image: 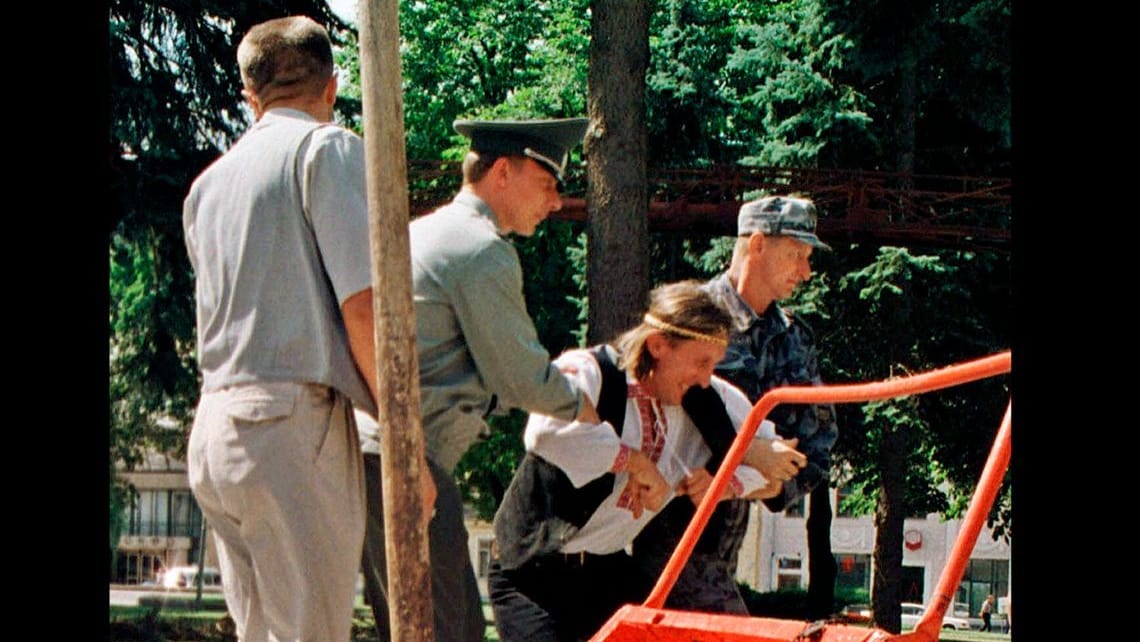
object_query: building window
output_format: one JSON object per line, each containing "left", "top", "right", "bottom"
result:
{"left": 775, "top": 556, "right": 802, "bottom": 590}
{"left": 785, "top": 496, "right": 805, "bottom": 517}
{"left": 835, "top": 553, "right": 871, "bottom": 593}
{"left": 476, "top": 538, "right": 494, "bottom": 578}
{"left": 129, "top": 489, "right": 205, "bottom": 538}
{"left": 836, "top": 485, "right": 863, "bottom": 517}
{"left": 776, "top": 574, "right": 801, "bottom": 590}
{"left": 134, "top": 489, "right": 169, "bottom": 536}
{"left": 170, "top": 491, "right": 203, "bottom": 538}
{"left": 956, "top": 558, "right": 1009, "bottom": 618}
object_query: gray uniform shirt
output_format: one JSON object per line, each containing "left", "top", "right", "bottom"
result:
{"left": 359, "top": 191, "right": 582, "bottom": 470}
{"left": 183, "top": 108, "right": 375, "bottom": 416}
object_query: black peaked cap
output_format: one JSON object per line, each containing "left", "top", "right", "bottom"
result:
{"left": 453, "top": 117, "right": 589, "bottom": 183}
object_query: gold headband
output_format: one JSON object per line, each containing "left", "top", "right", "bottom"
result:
{"left": 643, "top": 314, "right": 727, "bottom": 346}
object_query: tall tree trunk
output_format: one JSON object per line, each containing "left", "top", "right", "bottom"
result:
{"left": 872, "top": 31, "right": 918, "bottom": 634}
{"left": 585, "top": 0, "right": 650, "bottom": 345}
{"left": 872, "top": 421, "right": 908, "bottom": 633}
{"left": 805, "top": 481, "right": 837, "bottom": 620}
{"left": 895, "top": 52, "right": 917, "bottom": 178}
{"left": 360, "top": 1, "right": 434, "bottom": 638}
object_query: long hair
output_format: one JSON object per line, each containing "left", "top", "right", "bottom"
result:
{"left": 613, "top": 280, "right": 731, "bottom": 381}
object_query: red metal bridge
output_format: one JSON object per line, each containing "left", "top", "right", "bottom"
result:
{"left": 408, "top": 162, "right": 1011, "bottom": 253}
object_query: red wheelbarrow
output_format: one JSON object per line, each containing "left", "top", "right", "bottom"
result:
{"left": 590, "top": 351, "right": 1012, "bottom": 642}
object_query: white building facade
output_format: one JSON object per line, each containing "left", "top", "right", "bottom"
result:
{"left": 114, "top": 455, "right": 1010, "bottom": 623}
{"left": 733, "top": 488, "right": 1010, "bottom": 616}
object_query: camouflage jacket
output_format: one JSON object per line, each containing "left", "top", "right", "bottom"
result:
{"left": 703, "top": 272, "right": 838, "bottom": 512}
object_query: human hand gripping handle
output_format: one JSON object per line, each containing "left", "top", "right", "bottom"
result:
{"left": 745, "top": 437, "right": 807, "bottom": 482}
{"left": 667, "top": 447, "right": 730, "bottom": 506}
{"left": 622, "top": 450, "right": 672, "bottom": 519}
{"left": 677, "top": 467, "right": 716, "bottom": 506}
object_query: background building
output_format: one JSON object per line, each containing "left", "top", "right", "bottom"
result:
{"left": 112, "top": 461, "right": 1010, "bottom": 625}
{"left": 112, "top": 452, "right": 210, "bottom": 585}
{"left": 734, "top": 485, "right": 1010, "bottom": 618}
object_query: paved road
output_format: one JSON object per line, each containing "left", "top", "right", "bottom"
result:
{"left": 110, "top": 588, "right": 154, "bottom": 606}
{"left": 110, "top": 586, "right": 222, "bottom": 606}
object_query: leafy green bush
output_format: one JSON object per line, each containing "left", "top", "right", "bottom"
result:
{"left": 739, "top": 586, "right": 810, "bottom": 619}
{"left": 738, "top": 584, "right": 872, "bottom": 619}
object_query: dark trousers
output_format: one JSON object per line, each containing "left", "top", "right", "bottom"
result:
{"left": 630, "top": 499, "right": 750, "bottom": 614}
{"left": 981, "top": 612, "right": 992, "bottom": 631}
{"left": 360, "top": 453, "right": 485, "bottom": 642}
{"left": 489, "top": 551, "right": 655, "bottom": 642}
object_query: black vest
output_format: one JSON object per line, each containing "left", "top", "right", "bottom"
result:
{"left": 492, "top": 346, "right": 737, "bottom": 570}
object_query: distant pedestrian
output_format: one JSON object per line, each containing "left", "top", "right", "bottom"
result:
{"left": 980, "top": 594, "right": 995, "bottom": 632}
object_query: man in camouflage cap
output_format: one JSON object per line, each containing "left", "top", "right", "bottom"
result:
{"left": 633, "top": 194, "right": 839, "bottom": 614}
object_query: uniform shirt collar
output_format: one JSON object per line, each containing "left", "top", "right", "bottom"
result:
{"left": 706, "top": 272, "right": 791, "bottom": 335}
{"left": 453, "top": 191, "right": 505, "bottom": 235}
{"left": 259, "top": 107, "right": 318, "bottom": 124}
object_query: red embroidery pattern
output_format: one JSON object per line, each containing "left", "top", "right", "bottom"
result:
{"left": 617, "top": 382, "right": 668, "bottom": 513}
{"left": 729, "top": 476, "right": 744, "bottom": 498}
{"left": 611, "top": 444, "right": 630, "bottom": 473}
{"left": 629, "top": 383, "right": 667, "bottom": 461}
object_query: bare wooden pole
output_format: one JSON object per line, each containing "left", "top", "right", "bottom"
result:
{"left": 357, "top": 1, "right": 435, "bottom": 639}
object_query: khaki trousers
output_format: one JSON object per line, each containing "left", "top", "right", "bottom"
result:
{"left": 188, "top": 382, "right": 365, "bottom": 642}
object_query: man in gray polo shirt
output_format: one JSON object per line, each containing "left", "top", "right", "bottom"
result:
{"left": 358, "top": 118, "right": 599, "bottom": 641}
{"left": 182, "top": 16, "right": 397, "bottom": 642}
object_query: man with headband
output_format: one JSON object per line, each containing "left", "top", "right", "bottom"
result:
{"left": 489, "top": 280, "right": 804, "bottom": 641}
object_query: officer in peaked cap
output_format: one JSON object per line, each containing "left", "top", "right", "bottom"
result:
{"left": 454, "top": 117, "right": 589, "bottom": 188}
{"left": 358, "top": 115, "right": 599, "bottom": 642}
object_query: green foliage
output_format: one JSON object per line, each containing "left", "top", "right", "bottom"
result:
{"left": 391, "top": 0, "right": 590, "bottom": 160}
{"left": 739, "top": 582, "right": 871, "bottom": 618}
{"left": 822, "top": 0, "right": 1011, "bottom": 174}
{"left": 516, "top": 220, "right": 590, "bottom": 353}
{"left": 110, "top": 461, "right": 130, "bottom": 565}
{"left": 642, "top": 0, "right": 874, "bottom": 168}
{"left": 645, "top": 0, "right": 743, "bottom": 164}
{"left": 567, "top": 230, "right": 590, "bottom": 346}
{"left": 807, "top": 245, "right": 1010, "bottom": 533}
{"left": 455, "top": 411, "right": 528, "bottom": 521}
{"left": 725, "top": 0, "right": 873, "bottom": 167}
{"left": 687, "top": 236, "right": 734, "bottom": 276}
{"left": 110, "top": 0, "right": 1012, "bottom": 540}
{"left": 740, "top": 586, "right": 811, "bottom": 619}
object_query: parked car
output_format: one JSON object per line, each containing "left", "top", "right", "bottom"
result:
{"left": 161, "top": 565, "right": 223, "bottom": 591}
{"left": 839, "top": 603, "right": 873, "bottom": 624}
{"left": 900, "top": 602, "right": 972, "bottom": 630}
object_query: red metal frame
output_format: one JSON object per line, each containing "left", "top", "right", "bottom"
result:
{"left": 405, "top": 162, "right": 1011, "bottom": 252}
{"left": 590, "top": 350, "right": 1012, "bottom": 642}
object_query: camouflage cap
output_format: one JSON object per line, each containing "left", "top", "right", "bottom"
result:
{"left": 453, "top": 117, "right": 589, "bottom": 184}
{"left": 737, "top": 195, "right": 831, "bottom": 250}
